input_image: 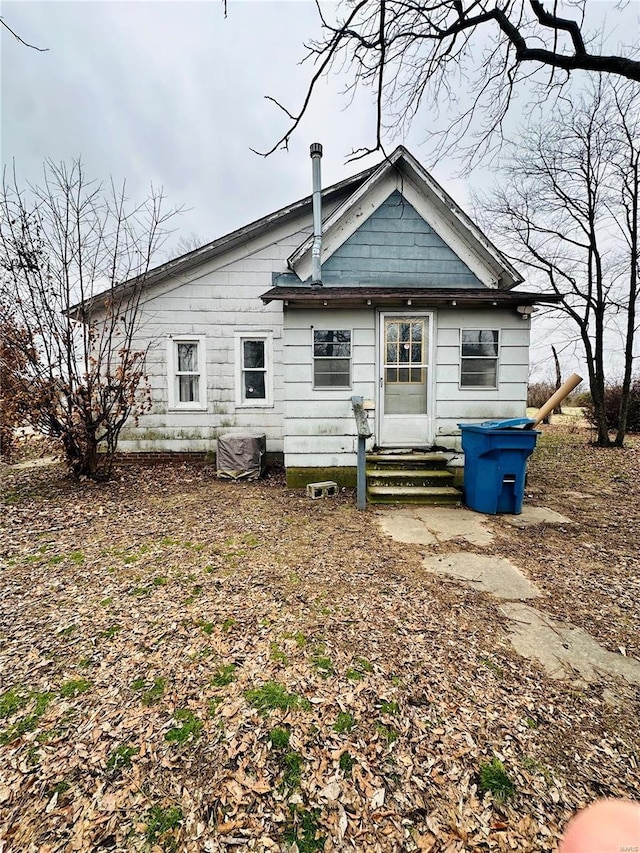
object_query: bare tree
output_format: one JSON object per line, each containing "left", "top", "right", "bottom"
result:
{"left": 0, "top": 160, "right": 179, "bottom": 479}
{"left": 609, "top": 82, "right": 640, "bottom": 445}
{"left": 260, "top": 0, "right": 639, "bottom": 163}
{"left": 479, "top": 79, "right": 639, "bottom": 447}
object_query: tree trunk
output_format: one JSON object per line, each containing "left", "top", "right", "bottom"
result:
{"left": 582, "top": 330, "right": 611, "bottom": 446}
{"left": 614, "top": 161, "right": 639, "bottom": 447}
{"left": 552, "top": 346, "right": 563, "bottom": 415}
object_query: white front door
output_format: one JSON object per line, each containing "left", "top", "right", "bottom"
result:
{"left": 378, "top": 312, "right": 434, "bottom": 447}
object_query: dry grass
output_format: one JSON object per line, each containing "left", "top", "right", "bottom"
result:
{"left": 0, "top": 428, "right": 638, "bottom": 852}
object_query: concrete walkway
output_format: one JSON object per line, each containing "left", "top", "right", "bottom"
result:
{"left": 379, "top": 505, "right": 494, "bottom": 547}
{"left": 378, "top": 505, "right": 640, "bottom": 688}
{"left": 422, "top": 553, "right": 541, "bottom": 600}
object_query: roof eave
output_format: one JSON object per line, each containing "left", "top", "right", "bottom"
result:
{"left": 260, "top": 286, "right": 560, "bottom": 306}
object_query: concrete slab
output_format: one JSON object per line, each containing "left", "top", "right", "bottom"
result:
{"left": 422, "top": 552, "right": 541, "bottom": 600}
{"left": 378, "top": 512, "right": 437, "bottom": 546}
{"left": 502, "top": 506, "right": 572, "bottom": 528}
{"left": 500, "top": 603, "right": 640, "bottom": 686}
{"left": 412, "top": 506, "right": 495, "bottom": 546}
{"left": 379, "top": 506, "right": 493, "bottom": 548}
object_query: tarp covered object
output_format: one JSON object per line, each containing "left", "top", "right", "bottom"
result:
{"left": 216, "top": 433, "right": 266, "bottom": 480}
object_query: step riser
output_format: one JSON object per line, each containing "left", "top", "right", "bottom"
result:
{"left": 368, "top": 493, "right": 460, "bottom": 505}
{"left": 367, "top": 475, "right": 454, "bottom": 488}
{"left": 367, "top": 459, "right": 448, "bottom": 470}
{"left": 368, "top": 464, "right": 448, "bottom": 472}
{"left": 367, "top": 453, "right": 447, "bottom": 471}
{"left": 367, "top": 486, "right": 461, "bottom": 506}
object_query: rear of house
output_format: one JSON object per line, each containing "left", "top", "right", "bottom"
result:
{"left": 103, "top": 146, "right": 552, "bottom": 493}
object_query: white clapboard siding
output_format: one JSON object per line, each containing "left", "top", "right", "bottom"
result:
{"left": 437, "top": 401, "right": 526, "bottom": 419}
{"left": 116, "top": 206, "right": 331, "bottom": 454}
{"left": 285, "top": 435, "right": 358, "bottom": 454}
{"left": 282, "top": 452, "right": 363, "bottom": 468}
{"left": 282, "top": 306, "right": 376, "bottom": 469}
{"left": 282, "top": 304, "right": 531, "bottom": 467}
{"left": 284, "top": 418, "right": 359, "bottom": 437}
{"left": 436, "top": 363, "right": 529, "bottom": 384}
{"left": 437, "top": 308, "right": 528, "bottom": 330}
{"left": 434, "top": 384, "right": 526, "bottom": 402}
{"left": 431, "top": 308, "right": 530, "bottom": 448}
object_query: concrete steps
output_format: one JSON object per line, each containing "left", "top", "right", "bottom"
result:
{"left": 367, "top": 452, "right": 449, "bottom": 469}
{"left": 367, "top": 485, "right": 461, "bottom": 505}
{"left": 367, "top": 468, "right": 454, "bottom": 488}
{"left": 366, "top": 451, "right": 461, "bottom": 505}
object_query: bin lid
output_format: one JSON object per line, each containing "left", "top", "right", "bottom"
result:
{"left": 458, "top": 417, "right": 536, "bottom": 431}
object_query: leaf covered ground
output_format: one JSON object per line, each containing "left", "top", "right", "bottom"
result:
{"left": 1, "top": 424, "right": 638, "bottom": 852}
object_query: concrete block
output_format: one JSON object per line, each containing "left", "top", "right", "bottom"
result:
{"left": 306, "top": 481, "right": 339, "bottom": 499}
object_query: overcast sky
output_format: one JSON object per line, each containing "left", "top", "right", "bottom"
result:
{"left": 2, "top": 1, "right": 637, "bottom": 381}
{"left": 3, "top": 1, "right": 395, "bottom": 240}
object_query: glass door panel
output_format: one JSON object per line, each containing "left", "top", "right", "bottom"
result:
{"left": 383, "top": 318, "right": 429, "bottom": 415}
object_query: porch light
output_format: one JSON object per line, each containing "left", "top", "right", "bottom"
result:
{"left": 452, "top": 300, "right": 457, "bottom": 306}
{"left": 517, "top": 305, "right": 534, "bottom": 320}
{"left": 407, "top": 299, "right": 412, "bottom": 305}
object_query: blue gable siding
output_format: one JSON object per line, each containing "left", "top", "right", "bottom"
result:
{"left": 320, "top": 190, "right": 483, "bottom": 288}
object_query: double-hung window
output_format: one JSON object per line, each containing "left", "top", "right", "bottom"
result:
{"left": 168, "top": 336, "right": 207, "bottom": 409}
{"left": 234, "top": 332, "right": 273, "bottom": 406}
{"left": 313, "top": 330, "right": 352, "bottom": 388}
{"left": 460, "top": 329, "right": 499, "bottom": 388}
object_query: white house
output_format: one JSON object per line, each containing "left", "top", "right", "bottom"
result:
{"left": 91, "top": 146, "right": 557, "bottom": 500}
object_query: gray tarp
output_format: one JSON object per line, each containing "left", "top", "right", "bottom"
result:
{"left": 216, "top": 433, "right": 266, "bottom": 480}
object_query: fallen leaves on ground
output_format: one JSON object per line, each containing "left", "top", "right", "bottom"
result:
{"left": 0, "top": 425, "right": 638, "bottom": 851}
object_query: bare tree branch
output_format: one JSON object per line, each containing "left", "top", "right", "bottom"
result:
{"left": 0, "top": 16, "right": 48, "bottom": 51}
{"left": 261, "top": 0, "right": 639, "bottom": 164}
{"left": 477, "top": 77, "right": 640, "bottom": 446}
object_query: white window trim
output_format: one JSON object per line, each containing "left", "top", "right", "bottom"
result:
{"left": 312, "top": 328, "right": 353, "bottom": 391}
{"left": 234, "top": 331, "right": 273, "bottom": 408}
{"left": 459, "top": 328, "right": 500, "bottom": 390}
{"left": 167, "top": 335, "right": 208, "bottom": 411}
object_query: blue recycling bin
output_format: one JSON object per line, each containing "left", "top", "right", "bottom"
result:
{"left": 458, "top": 418, "right": 540, "bottom": 514}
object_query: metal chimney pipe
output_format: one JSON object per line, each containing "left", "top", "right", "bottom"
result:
{"left": 310, "top": 142, "right": 323, "bottom": 287}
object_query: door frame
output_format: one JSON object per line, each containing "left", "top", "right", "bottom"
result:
{"left": 376, "top": 310, "right": 436, "bottom": 447}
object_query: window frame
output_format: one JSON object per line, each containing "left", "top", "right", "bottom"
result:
{"left": 234, "top": 331, "right": 273, "bottom": 408}
{"left": 312, "top": 328, "right": 353, "bottom": 390}
{"left": 459, "top": 328, "right": 500, "bottom": 390}
{"left": 167, "top": 335, "right": 207, "bottom": 411}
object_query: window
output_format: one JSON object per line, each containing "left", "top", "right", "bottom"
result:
{"left": 167, "top": 336, "right": 207, "bottom": 410}
{"left": 234, "top": 333, "right": 273, "bottom": 406}
{"left": 384, "top": 319, "right": 427, "bottom": 384}
{"left": 313, "top": 330, "right": 351, "bottom": 388}
{"left": 460, "top": 329, "right": 499, "bottom": 388}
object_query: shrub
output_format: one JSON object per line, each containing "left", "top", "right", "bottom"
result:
{"left": 584, "top": 377, "right": 640, "bottom": 433}
{"left": 0, "top": 311, "right": 33, "bottom": 462}
{"left": 527, "top": 381, "right": 558, "bottom": 409}
{"left": 571, "top": 391, "right": 592, "bottom": 408}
